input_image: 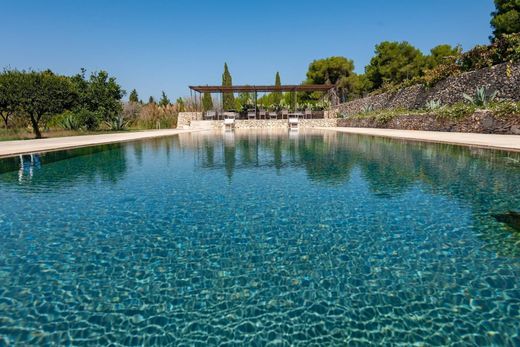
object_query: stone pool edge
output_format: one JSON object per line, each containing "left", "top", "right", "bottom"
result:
{"left": 318, "top": 127, "right": 520, "bottom": 152}
{"left": 0, "top": 129, "right": 199, "bottom": 158}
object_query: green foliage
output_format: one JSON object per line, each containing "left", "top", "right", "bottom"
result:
{"left": 437, "top": 102, "right": 477, "bottom": 119}
{"left": 202, "top": 92, "right": 214, "bottom": 111}
{"left": 273, "top": 72, "right": 282, "bottom": 105}
{"left": 76, "top": 108, "right": 101, "bottom": 130}
{"left": 365, "top": 41, "right": 426, "bottom": 90}
{"left": 361, "top": 104, "right": 374, "bottom": 113}
{"left": 427, "top": 45, "right": 461, "bottom": 69}
{"left": 104, "top": 114, "right": 129, "bottom": 130}
{"left": 460, "top": 33, "right": 520, "bottom": 70}
{"left": 71, "top": 70, "right": 124, "bottom": 123}
{"left": 0, "top": 70, "right": 21, "bottom": 128}
{"left": 9, "top": 70, "right": 76, "bottom": 138}
{"left": 306, "top": 56, "right": 354, "bottom": 85}
{"left": 129, "top": 89, "right": 139, "bottom": 103}
{"left": 351, "top": 102, "right": 479, "bottom": 122}
{"left": 222, "top": 63, "right": 235, "bottom": 110}
{"left": 51, "top": 108, "right": 101, "bottom": 131}
{"left": 463, "top": 87, "right": 498, "bottom": 107}
{"left": 235, "top": 92, "right": 254, "bottom": 111}
{"left": 491, "top": 0, "right": 520, "bottom": 38}
{"left": 176, "top": 98, "right": 185, "bottom": 112}
{"left": 53, "top": 111, "right": 82, "bottom": 130}
{"left": 488, "top": 100, "right": 520, "bottom": 117}
{"left": 425, "top": 99, "right": 443, "bottom": 111}
{"left": 338, "top": 73, "right": 373, "bottom": 100}
{"left": 159, "top": 91, "right": 170, "bottom": 107}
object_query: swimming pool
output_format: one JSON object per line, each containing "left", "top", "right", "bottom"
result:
{"left": 1, "top": 130, "right": 519, "bottom": 345}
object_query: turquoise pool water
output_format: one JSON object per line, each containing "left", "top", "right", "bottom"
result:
{"left": 0, "top": 130, "right": 520, "bottom": 346}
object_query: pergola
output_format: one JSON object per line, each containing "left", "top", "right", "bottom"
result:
{"left": 188, "top": 84, "right": 337, "bottom": 112}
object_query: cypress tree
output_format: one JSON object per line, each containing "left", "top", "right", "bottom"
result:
{"left": 222, "top": 63, "right": 235, "bottom": 110}
{"left": 129, "top": 89, "right": 139, "bottom": 103}
{"left": 202, "top": 92, "right": 214, "bottom": 111}
{"left": 273, "top": 72, "right": 282, "bottom": 105}
{"left": 148, "top": 96, "right": 155, "bottom": 104}
{"left": 159, "top": 91, "right": 170, "bottom": 107}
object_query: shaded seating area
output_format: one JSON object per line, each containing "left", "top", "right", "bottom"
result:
{"left": 189, "top": 84, "right": 335, "bottom": 121}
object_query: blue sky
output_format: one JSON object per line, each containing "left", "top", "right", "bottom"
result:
{"left": 3, "top": 0, "right": 494, "bottom": 101}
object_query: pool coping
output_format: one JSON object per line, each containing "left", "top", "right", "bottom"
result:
{"left": 1, "top": 127, "right": 519, "bottom": 158}
{"left": 0, "top": 129, "right": 198, "bottom": 158}
{"left": 319, "top": 127, "right": 520, "bottom": 152}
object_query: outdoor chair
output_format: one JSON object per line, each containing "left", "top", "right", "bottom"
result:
{"left": 205, "top": 111, "right": 216, "bottom": 120}
{"left": 259, "top": 109, "right": 266, "bottom": 119}
{"left": 247, "top": 109, "right": 256, "bottom": 120}
{"left": 281, "top": 109, "right": 289, "bottom": 119}
{"left": 304, "top": 109, "right": 312, "bottom": 119}
{"left": 223, "top": 111, "right": 237, "bottom": 120}
{"left": 268, "top": 111, "right": 278, "bottom": 119}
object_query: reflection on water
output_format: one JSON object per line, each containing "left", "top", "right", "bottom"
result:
{"left": 0, "top": 130, "right": 520, "bottom": 345}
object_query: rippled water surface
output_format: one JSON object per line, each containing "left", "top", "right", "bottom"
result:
{"left": 1, "top": 130, "right": 520, "bottom": 346}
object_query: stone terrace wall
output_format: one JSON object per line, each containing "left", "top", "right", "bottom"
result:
{"left": 177, "top": 112, "right": 202, "bottom": 128}
{"left": 332, "top": 62, "right": 520, "bottom": 116}
{"left": 337, "top": 110, "right": 520, "bottom": 135}
{"left": 193, "top": 119, "right": 338, "bottom": 130}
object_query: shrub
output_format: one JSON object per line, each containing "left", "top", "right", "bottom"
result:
{"left": 361, "top": 104, "right": 374, "bottom": 113}
{"left": 53, "top": 111, "right": 82, "bottom": 130}
{"left": 104, "top": 114, "right": 130, "bottom": 131}
{"left": 463, "top": 87, "right": 498, "bottom": 107}
{"left": 489, "top": 101, "right": 520, "bottom": 117}
{"left": 75, "top": 108, "right": 100, "bottom": 130}
{"left": 437, "top": 102, "right": 476, "bottom": 119}
{"left": 425, "top": 99, "right": 443, "bottom": 111}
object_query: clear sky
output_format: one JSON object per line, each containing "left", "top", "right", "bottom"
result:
{"left": 3, "top": 0, "right": 494, "bottom": 101}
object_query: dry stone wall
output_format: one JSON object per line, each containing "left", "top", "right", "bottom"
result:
{"left": 332, "top": 62, "right": 520, "bottom": 116}
{"left": 337, "top": 110, "right": 520, "bottom": 135}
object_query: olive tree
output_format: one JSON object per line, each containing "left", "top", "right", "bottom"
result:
{"left": 15, "top": 70, "right": 76, "bottom": 138}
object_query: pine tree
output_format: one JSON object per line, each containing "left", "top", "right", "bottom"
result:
{"left": 129, "top": 89, "right": 139, "bottom": 103}
{"left": 491, "top": 0, "right": 520, "bottom": 39}
{"left": 159, "top": 91, "right": 170, "bottom": 107}
{"left": 222, "top": 63, "right": 235, "bottom": 110}
{"left": 148, "top": 96, "right": 155, "bottom": 104}
{"left": 273, "top": 72, "right": 282, "bottom": 105}
{"left": 202, "top": 92, "right": 214, "bottom": 111}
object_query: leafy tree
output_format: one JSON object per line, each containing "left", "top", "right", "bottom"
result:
{"left": 304, "top": 56, "right": 354, "bottom": 101}
{"left": 72, "top": 70, "right": 125, "bottom": 122}
{"left": 159, "top": 91, "right": 170, "bottom": 107}
{"left": 365, "top": 41, "right": 426, "bottom": 90}
{"left": 235, "top": 92, "right": 254, "bottom": 111}
{"left": 148, "top": 96, "right": 155, "bottom": 104}
{"left": 337, "top": 73, "right": 373, "bottom": 101}
{"left": 222, "top": 63, "right": 235, "bottom": 110}
{"left": 427, "top": 44, "right": 460, "bottom": 69}
{"left": 273, "top": 72, "right": 282, "bottom": 105}
{"left": 306, "top": 56, "right": 355, "bottom": 85}
{"left": 14, "top": 70, "right": 76, "bottom": 138}
{"left": 491, "top": 0, "right": 520, "bottom": 38}
{"left": 202, "top": 92, "right": 214, "bottom": 111}
{"left": 0, "top": 71, "right": 20, "bottom": 128}
{"left": 129, "top": 89, "right": 139, "bottom": 103}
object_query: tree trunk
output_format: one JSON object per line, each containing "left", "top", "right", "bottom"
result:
{"left": 1, "top": 114, "right": 8, "bottom": 128}
{"left": 30, "top": 113, "right": 42, "bottom": 139}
